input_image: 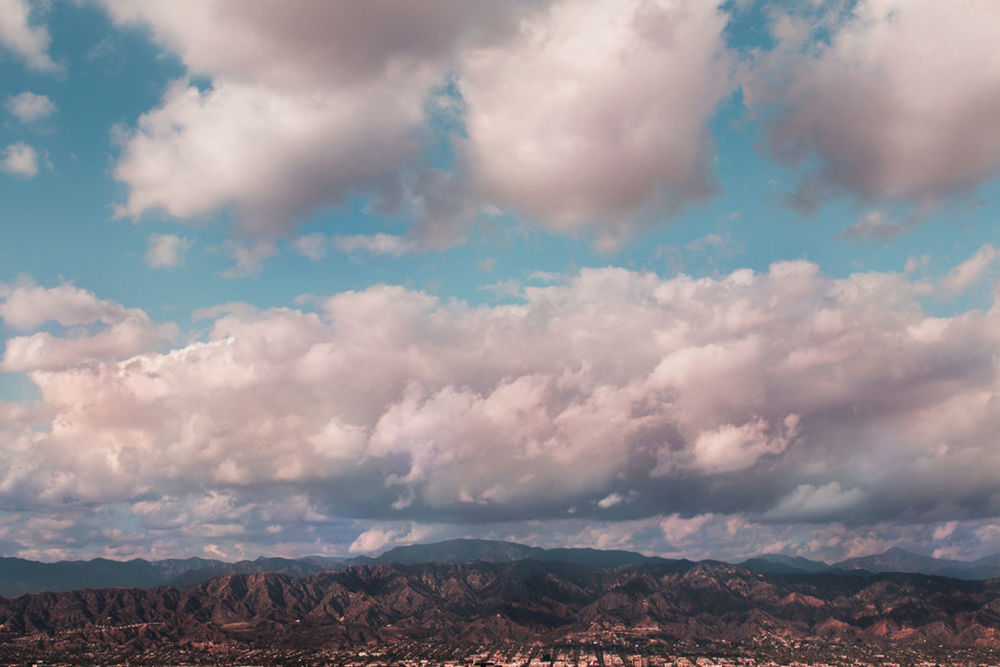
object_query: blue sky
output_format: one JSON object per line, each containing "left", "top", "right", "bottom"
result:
{"left": 2, "top": 0, "right": 1000, "bottom": 563}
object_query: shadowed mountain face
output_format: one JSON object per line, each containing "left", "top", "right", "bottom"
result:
{"left": 0, "top": 556, "right": 332, "bottom": 598}
{"left": 4, "top": 541, "right": 1000, "bottom": 599}
{"left": 738, "top": 554, "right": 832, "bottom": 574}
{"left": 2, "top": 561, "right": 1000, "bottom": 652}
{"left": 346, "top": 538, "right": 678, "bottom": 569}
{"left": 0, "top": 540, "right": 672, "bottom": 597}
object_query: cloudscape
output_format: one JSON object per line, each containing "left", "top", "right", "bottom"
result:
{"left": 1, "top": 0, "right": 1000, "bottom": 566}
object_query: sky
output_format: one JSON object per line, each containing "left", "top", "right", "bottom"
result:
{"left": 1, "top": 0, "right": 1000, "bottom": 564}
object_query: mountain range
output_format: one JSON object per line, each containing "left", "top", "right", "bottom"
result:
{"left": 2, "top": 539, "right": 1000, "bottom": 598}
{"left": 3, "top": 560, "right": 1000, "bottom": 653}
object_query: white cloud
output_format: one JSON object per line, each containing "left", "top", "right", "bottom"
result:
{"left": 2, "top": 254, "right": 1000, "bottom": 545}
{"left": 0, "top": 280, "right": 176, "bottom": 372}
{"left": 102, "top": 0, "right": 518, "bottom": 237}
{"left": 940, "top": 244, "right": 998, "bottom": 295}
{"left": 5, "top": 91, "right": 55, "bottom": 122}
{"left": 747, "top": 0, "right": 1000, "bottom": 210}
{"left": 764, "top": 482, "right": 866, "bottom": 522}
{"left": 348, "top": 523, "right": 433, "bottom": 555}
{"left": 144, "top": 233, "right": 191, "bottom": 268}
{"left": 292, "top": 233, "right": 328, "bottom": 261}
{"left": 220, "top": 239, "right": 277, "bottom": 278}
{"left": 685, "top": 415, "right": 799, "bottom": 475}
{"left": 2, "top": 142, "right": 39, "bottom": 178}
{"left": 101, "top": 1, "right": 740, "bottom": 246}
{"left": 0, "top": 280, "right": 130, "bottom": 330}
{"left": 0, "top": 0, "right": 58, "bottom": 71}
{"left": 458, "top": 0, "right": 734, "bottom": 241}
{"left": 292, "top": 232, "right": 418, "bottom": 260}
{"left": 112, "top": 78, "right": 428, "bottom": 235}
{"left": 597, "top": 493, "right": 624, "bottom": 509}
{"left": 841, "top": 211, "right": 910, "bottom": 241}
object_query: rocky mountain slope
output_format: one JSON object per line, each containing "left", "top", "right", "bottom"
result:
{"left": 2, "top": 560, "right": 1000, "bottom": 653}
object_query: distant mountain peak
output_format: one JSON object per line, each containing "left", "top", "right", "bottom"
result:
{"left": 352, "top": 537, "right": 670, "bottom": 569}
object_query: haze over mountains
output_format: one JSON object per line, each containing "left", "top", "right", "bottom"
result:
{"left": 3, "top": 539, "right": 1000, "bottom": 598}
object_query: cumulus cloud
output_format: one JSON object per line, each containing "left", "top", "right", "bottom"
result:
{"left": 0, "top": 0, "right": 58, "bottom": 71}
{"left": 458, "top": 0, "right": 734, "bottom": 241}
{"left": 683, "top": 414, "right": 799, "bottom": 475}
{"left": 0, "top": 280, "right": 176, "bottom": 372}
{"left": 1, "top": 142, "right": 39, "bottom": 178}
{"left": 5, "top": 91, "right": 55, "bottom": 122}
{"left": 144, "top": 233, "right": 191, "bottom": 268}
{"left": 747, "top": 0, "right": 1000, "bottom": 210}
{"left": 3, "top": 251, "right": 1000, "bottom": 558}
{"left": 764, "top": 482, "right": 867, "bottom": 522}
{"left": 112, "top": 77, "right": 428, "bottom": 236}
{"left": 0, "top": 280, "right": 132, "bottom": 330}
{"left": 102, "top": 0, "right": 519, "bottom": 237}
{"left": 101, "top": 0, "right": 738, "bottom": 246}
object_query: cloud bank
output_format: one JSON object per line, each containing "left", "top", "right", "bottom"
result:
{"left": 3, "top": 250, "right": 1000, "bottom": 558}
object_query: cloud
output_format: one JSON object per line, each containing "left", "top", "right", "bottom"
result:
{"left": 348, "top": 523, "right": 434, "bottom": 555}
{"left": 458, "top": 0, "right": 734, "bottom": 242}
{"left": 940, "top": 244, "right": 999, "bottom": 295}
{"left": 112, "top": 77, "right": 428, "bottom": 236}
{"left": 5, "top": 91, "right": 55, "bottom": 122}
{"left": 684, "top": 415, "right": 799, "bottom": 475}
{"left": 840, "top": 211, "right": 911, "bottom": 242}
{"left": 220, "top": 239, "right": 277, "bottom": 278}
{"left": 291, "top": 233, "right": 328, "bottom": 261}
{"left": 333, "top": 234, "right": 415, "bottom": 257}
{"left": 764, "top": 482, "right": 867, "bottom": 522}
{"left": 144, "top": 233, "right": 191, "bottom": 268}
{"left": 0, "top": 280, "right": 131, "bottom": 330}
{"left": 102, "top": 1, "right": 739, "bottom": 246}
{"left": 597, "top": 493, "right": 624, "bottom": 509}
{"left": 0, "top": 280, "right": 176, "bottom": 372}
{"left": 0, "top": 0, "right": 58, "bottom": 71}
{"left": 746, "top": 0, "right": 1000, "bottom": 210}
{"left": 292, "top": 233, "right": 418, "bottom": 260}
{"left": 1, "top": 142, "right": 39, "bottom": 178}
{"left": 3, "top": 251, "right": 1000, "bottom": 555}
{"left": 102, "top": 0, "right": 519, "bottom": 237}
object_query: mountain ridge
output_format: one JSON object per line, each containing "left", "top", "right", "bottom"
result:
{"left": 3, "top": 560, "right": 1000, "bottom": 654}
{"left": 4, "top": 539, "right": 1000, "bottom": 598}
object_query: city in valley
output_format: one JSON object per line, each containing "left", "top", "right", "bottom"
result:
{"left": 3, "top": 637, "right": 1000, "bottom": 667}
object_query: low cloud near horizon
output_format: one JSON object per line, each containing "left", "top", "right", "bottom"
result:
{"left": 3, "top": 247, "right": 1000, "bottom": 562}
